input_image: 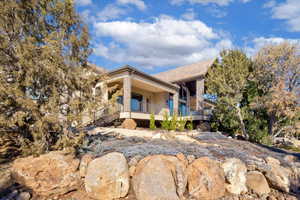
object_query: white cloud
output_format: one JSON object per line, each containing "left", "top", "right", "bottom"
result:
{"left": 181, "top": 8, "right": 197, "bottom": 20}
{"left": 93, "top": 16, "right": 233, "bottom": 68}
{"left": 117, "top": 0, "right": 147, "bottom": 10}
{"left": 171, "top": 0, "right": 233, "bottom": 6}
{"left": 75, "top": 0, "right": 92, "bottom": 6}
{"left": 245, "top": 37, "right": 300, "bottom": 56}
{"left": 270, "top": 0, "right": 300, "bottom": 32}
{"left": 170, "top": 0, "right": 185, "bottom": 5}
{"left": 170, "top": 0, "right": 251, "bottom": 6}
{"left": 263, "top": 0, "right": 276, "bottom": 8}
{"left": 206, "top": 6, "right": 227, "bottom": 18}
{"left": 97, "top": 4, "right": 127, "bottom": 21}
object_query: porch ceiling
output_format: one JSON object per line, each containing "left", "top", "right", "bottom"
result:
{"left": 132, "top": 79, "right": 166, "bottom": 93}
{"left": 108, "top": 77, "right": 174, "bottom": 93}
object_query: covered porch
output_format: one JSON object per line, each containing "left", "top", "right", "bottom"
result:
{"left": 107, "top": 66, "right": 180, "bottom": 121}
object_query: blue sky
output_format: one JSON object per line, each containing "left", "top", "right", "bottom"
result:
{"left": 75, "top": 0, "right": 300, "bottom": 74}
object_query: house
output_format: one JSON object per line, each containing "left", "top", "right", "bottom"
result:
{"left": 104, "top": 59, "right": 215, "bottom": 128}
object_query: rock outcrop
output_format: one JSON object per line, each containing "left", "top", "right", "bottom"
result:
{"left": 187, "top": 157, "right": 225, "bottom": 200}
{"left": 132, "top": 155, "right": 187, "bottom": 200}
{"left": 85, "top": 152, "right": 129, "bottom": 200}
{"left": 79, "top": 154, "right": 94, "bottom": 178}
{"left": 221, "top": 158, "right": 248, "bottom": 195}
{"left": 246, "top": 171, "right": 270, "bottom": 196}
{"left": 11, "top": 151, "right": 81, "bottom": 196}
{"left": 264, "top": 157, "right": 290, "bottom": 193}
{"left": 6, "top": 129, "right": 300, "bottom": 200}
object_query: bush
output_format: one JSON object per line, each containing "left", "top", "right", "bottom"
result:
{"left": 170, "top": 114, "right": 177, "bottom": 131}
{"left": 187, "top": 117, "right": 193, "bottom": 131}
{"left": 160, "top": 112, "right": 171, "bottom": 131}
{"left": 177, "top": 116, "right": 187, "bottom": 132}
{"left": 150, "top": 113, "right": 156, "bottom": 130}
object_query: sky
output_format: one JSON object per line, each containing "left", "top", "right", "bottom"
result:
{"left": 74, "top": 0, "right": 300, "bottom": 74}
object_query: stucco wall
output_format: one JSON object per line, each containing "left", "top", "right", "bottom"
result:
{"left": 152, "top": 92, "right": 170, "bottom": 115}
{"left": 131, "top": 87, "right": 170, "bottom": 115}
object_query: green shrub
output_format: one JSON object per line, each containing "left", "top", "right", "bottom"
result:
{"left": 160, "top": 112, "right": 171, "bottom": 131}
{"left": 177, "top": 116, "right": 187, "bottom": 132}
{"left": 150, "top": 113, "right": 156, "bottom": 130}
{"left": 187, "top": 117, "right": 193, "bottom": 131}
{"left": 170, "top": 114, "right": 177, "bottom": 131}
{"left": 279, "top": 145, "right": 300, "bottom": 153}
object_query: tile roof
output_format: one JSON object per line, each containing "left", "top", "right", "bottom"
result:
{"left": 154, "top": 59, "right": 215, "bottom": 83}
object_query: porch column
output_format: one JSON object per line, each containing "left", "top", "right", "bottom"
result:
{"left": 142, "top": 96, "right": 147, "bottom": 113}
{"left": 123, "top": 75, "right": 132, "bottom": 113}
{"left": 186, "top": 87, "right": 190, "bottom": 114}
{"left": 173, "top": 91, "right": 179, "bottom": 115}
{"left": 196, "top": 78, "right": 204, "bottom": 111}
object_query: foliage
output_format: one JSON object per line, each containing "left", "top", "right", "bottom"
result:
{"left": 187, "top": 117, "right": 193, "bottom": 131}
{"left": 149, "top": 113, "right": 156, "bottom": 130}
{"left": 0, "top": 0, "right": 107, "bottom": 160}
{"left": 252, "top": 42, "right": 300, "bottom": 140}
{"left": 278, "top": 144, "right": 300, "bottom": 153}
{"left": 177, "top": 116, "right": 188, "bottom": 132}
{"left": 206, "top": 50, "right": 253, "bottom": 139}
{"left": 207, "top": 43, "right": 299, "bottom": 145}
{"left": 160, "top": 112, "right": 171, "bottom": 131}
{"left": 170, "top": 114, "right": 177, "bottom": 131}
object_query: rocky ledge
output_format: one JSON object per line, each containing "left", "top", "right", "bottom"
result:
{"left": 1, "top": 131, "right": 300, "bottom": 200}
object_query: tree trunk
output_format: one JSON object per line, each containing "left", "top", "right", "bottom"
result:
{"left": 236, "top": 106, "right": 249, "bottom": 140}
{"left": 268, "top": 113, "right": 275, "bottom": 136}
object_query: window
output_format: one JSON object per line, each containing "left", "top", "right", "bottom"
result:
{"left": 179, "top": 87, "right": 187, "bottom": 101}
{"left": 131, "top": 93, "right": 143, "bottom": 112}
{"left": 179, "top": 102, "right": 188, "bottom": 116}
{"left": 168, "top": 93, "right": 174, "bottom": 116}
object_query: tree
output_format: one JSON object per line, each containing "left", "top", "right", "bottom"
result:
{"left": 253, "top": 42, "right": 300, "bottom": 140}
{"left": 0, "top": 0, "right": 106, "bottom": 160}
{"left": 206, "top": 50, "right": 253, "bottom": 139}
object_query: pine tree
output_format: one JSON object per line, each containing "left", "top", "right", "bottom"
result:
{"left": 206, "top": 50, "right": 253, "bottom": 139}
{"left": 0, "top": 0, "right": 106, "bottom": 160}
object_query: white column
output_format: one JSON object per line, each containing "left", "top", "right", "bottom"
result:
{"left": 123, "top": 75, "right": 132, "bottom": 113}
{"left": 173, "top": 91, "right": 179, "bottom": 115}
{"left": 186, "top": 87, "right": 190, "bottom": 114}
{"left": 196, "top": 78, "right": 204, "bottom": 111}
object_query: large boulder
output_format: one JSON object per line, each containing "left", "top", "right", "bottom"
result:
{"left": 0, "top": 169, "right": 12, "bottom": 190}
{"left": 133, "top": 155, "right": 187, "bottom": 200}
{"left": 246, "top": 171, "right": 270, "bottom": 196}
{"left": 264, "top": 157, "right": 290, "bottom": 193}
{"left": 121, "top": 119, "right": 137, "bottom": 129}
{"left": 11, "top": 151, "right": 81, "bottom": 196}
{"left": 187, "top": 157, "right": 225, "bottom": 200}
{"left": 221, "top": 158, "right": 248, "bottom": 195}
{"left": 79, "top": 154, "right": 94, "bottom": 178}
{"left": 84, "top": 152, "right": 129, "bottom": 200}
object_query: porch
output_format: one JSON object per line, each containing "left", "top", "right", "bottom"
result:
{"left": 107, "top": 66, "right": 179, "bottom": 119}
{"left": 107, "top": 66, "right": 211, "bottom": 122}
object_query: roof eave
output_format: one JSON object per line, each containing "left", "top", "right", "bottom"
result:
{"left": 106, "top": 65, "right": 180, "bottom": 90}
